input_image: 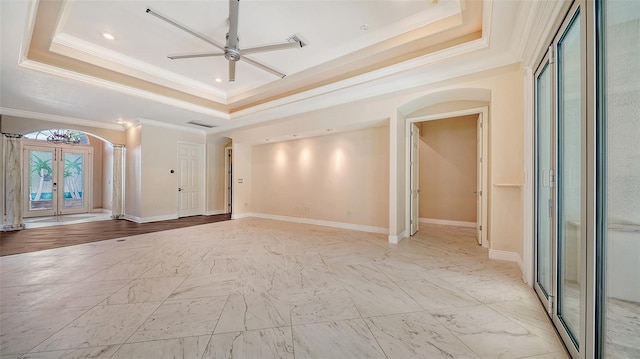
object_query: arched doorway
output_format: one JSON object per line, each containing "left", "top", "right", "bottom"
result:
{"left": 20, "top": 129, "right": 118, "bottom": 227}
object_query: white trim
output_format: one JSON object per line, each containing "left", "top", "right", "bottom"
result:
{"left": 388, "top": 234, "right": 403, "bottom": 244}
{"left": 405, "top": 106, "right": 489, "bottom": 247}
{"left": 231, "top": 212, "right": 254, "bottom": 220}
{"left": 250, "top": 213, "right": 388, "bottom": 234}
{"left": 123, "top": 214, "right": 178, "bottom": 223}
{"left": 50, "top": 33, "right": 227, "bottom": 102}
{"left": 177, "top": 142, "right": 206, "bottom": 218}
{"left": 205, "top": 209, "right": 226, "bottom": 216}
{"left": 17, "top": 59, "right": 230, "bottom": 119}
{"left": 489, "top": 249, "right": 524, "bottom": 274}
{"left": 123, "top": 214, "right": 142, "bottom": 223}
{"left": 419, "top": 218, "right": 477, "bottom": 228}
{"left": 139, "top": 118, "right": 206, "bottom": 135}
{"left": 0, "top": 107, "right": 124, "bottom": 131}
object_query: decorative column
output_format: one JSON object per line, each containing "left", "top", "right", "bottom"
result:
{"left": 3, "top": 133, "right": 25, "bottom": 231}
{"left": 111, "top": 144, "right": 125, "bottom": 219}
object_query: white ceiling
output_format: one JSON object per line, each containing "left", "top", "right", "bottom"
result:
{"left": 0, "top": 0, "right": 529, "bottom": 134}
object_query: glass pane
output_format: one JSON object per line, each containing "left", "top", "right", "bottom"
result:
{"left": 63, "top": 152, "right": 85, "bottom": 209}
{"left": 536, "top": 62, "right": 553, "bottom": 298}
{"left": 28, "top": 150, "right": 54, "bottom": 211}
{"left": 600, "top": 0, "right": 640, "bottom": 357}
{"left": 557, "top": 11, "right": 581, "bottom": 347}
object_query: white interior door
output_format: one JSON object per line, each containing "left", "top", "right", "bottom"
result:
{"left": 476, "top": 115, "right": 483, "bottom": 245}
{"left": 178, "top": 142, "right": 204, "bottom": 217}
{"left": 410, "top": 123, "right": 420, "bottom": 236}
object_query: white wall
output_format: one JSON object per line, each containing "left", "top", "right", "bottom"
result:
{"left": 139, "top": 123, "right": 205, "bottom": 219}
{"left": 125, "top": 125, "right": 142, "bottom": 219}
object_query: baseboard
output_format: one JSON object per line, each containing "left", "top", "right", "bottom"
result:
{"left": 388, "top": 234, "right": 404, "bottom": 244}
{"left": 231, "top": 212, "right": 254, "bottom": 220}
{"left": 419, "top": 218, "right": 477, "bottom": 228}
{"left": 123, "top": 214, "right": 142, "bottom": 223}
{"left": 250, "top": 213, "right": 388, "bottom": 234}
{"left": 205, "top": 209, "right": 227, "bottom": 216}
{"left": 122, "top": 214, "right": 178, "bottom": 223}
{"left": 489, "top": 249, "right": 524, "bottom": 273}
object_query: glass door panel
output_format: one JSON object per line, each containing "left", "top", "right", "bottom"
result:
{"left": 556, "top": 10, "right": 582, "bottom": 349}
{"left": 535, "top": 61, "right": 554, "bottom": 308}
{"left": 24, "top": 147, "right": 57, "bottom": 217}
{"left": 59, "top": 149, "right": 90, "bottom": 215}
{"left": 599, "top": 0, "right": 640, "bottom": 357}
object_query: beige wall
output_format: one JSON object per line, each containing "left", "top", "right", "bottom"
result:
{"left": 206, "top": 135, "right": 230, "bottom": 214}
{"left": 419, "top": 115, "right": 477, "bottom": 222}
{"left": 125, "top": 125, "right": 142, "bottom": 218}
{"left": 251, "top": 126, "right": 390, "bottom": 228}
{"left": 140, "top": 124, "right": 205, "bottom": 219}
{"left": 232, "top": 143, "right": 252, "bottom": 217}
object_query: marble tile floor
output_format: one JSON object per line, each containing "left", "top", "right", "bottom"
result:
{"left": 0, "top": 219, "right": 568, "bottom": 358}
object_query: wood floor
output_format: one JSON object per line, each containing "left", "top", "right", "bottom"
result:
{"left": 0, "top": 214, "right": 231, "bottom": 256}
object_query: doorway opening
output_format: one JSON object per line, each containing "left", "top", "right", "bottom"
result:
{"left": 406, "top": 107, "right": 488, "bottom": 247}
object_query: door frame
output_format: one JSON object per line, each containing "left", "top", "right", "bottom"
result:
{"left": 176, "top": 141, "right": 206, "bottom": 218}
{"left": 533, "top": 52, "right": 556, "bottom": 317}
{"left": 405, "top": 106, "right": 489, "bottom": 247}
{"left": 22, "top": 141, "right": 93, "bottom": 218}
{"left": 409, "top": 123, "right": 420, "bottom": 236}
{"left": 224, "top": 146, "right": 232, "bottom": 214}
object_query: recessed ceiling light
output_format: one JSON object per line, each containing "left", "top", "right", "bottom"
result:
{"left": 102, "top": 32, "right": 115, "bottom": 40}
{"left": 215, "top": 78, "right": 222, "bottom": 83}
{"left": 116, "top": 118, "right": 124, "bottom": 124}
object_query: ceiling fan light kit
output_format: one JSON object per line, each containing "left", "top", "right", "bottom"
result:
{"left": 147, "top": 0, "right": 306, "bottom": 82}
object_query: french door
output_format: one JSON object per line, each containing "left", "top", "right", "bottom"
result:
{"left": 23, "top": 144, "right": 92, "bottom": 217}
{"left": 534, "top": 0, "right": 639, "bottom": 357}
{"left": 534, "top": 3, "right": 584, "bottom": 357}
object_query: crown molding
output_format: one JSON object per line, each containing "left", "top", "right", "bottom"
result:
{"left": 50, "top": 32, "right": 228, "bottom": 103}
{"left": 18, "top": 58, "right": 231, "bottom": 120}
{"left": 0, "top": 107, "right": 125, "bottom": 131}
{"left": 137, "top": 118, "right": 207, "bottom": 135}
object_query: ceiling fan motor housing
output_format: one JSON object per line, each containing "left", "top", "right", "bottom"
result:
{"left": 225, "top": 33, "right": 241, "bottom": 61}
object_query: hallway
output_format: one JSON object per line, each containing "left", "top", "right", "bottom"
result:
{"left": 0, "top": 219, "right": 566, "bottom": 358}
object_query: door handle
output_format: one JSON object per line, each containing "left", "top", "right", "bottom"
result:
{"left": 178, "top": 188, "right": 182, "bottom": 192}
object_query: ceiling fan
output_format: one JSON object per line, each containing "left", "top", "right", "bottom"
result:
{"left": 146, "top": 0, "right": 306, "bottom": 82}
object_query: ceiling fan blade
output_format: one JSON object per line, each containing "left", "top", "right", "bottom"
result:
{"left": 146, "top": 7, "right": 225, "bottom": 52}
{"left": 242, "top": 56, "right": 286, "bottom": 78}
{"left": 241, "top": 41, "right": 302, "bottom": 55}
{"left": 228, "top": 0, "right": 239, "bottom": 49}
{"left": 229, "top": 61, "right": 236, "bottom": 82}
{"left": 168, "top": 52, "right": 225, "bottom": 60}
